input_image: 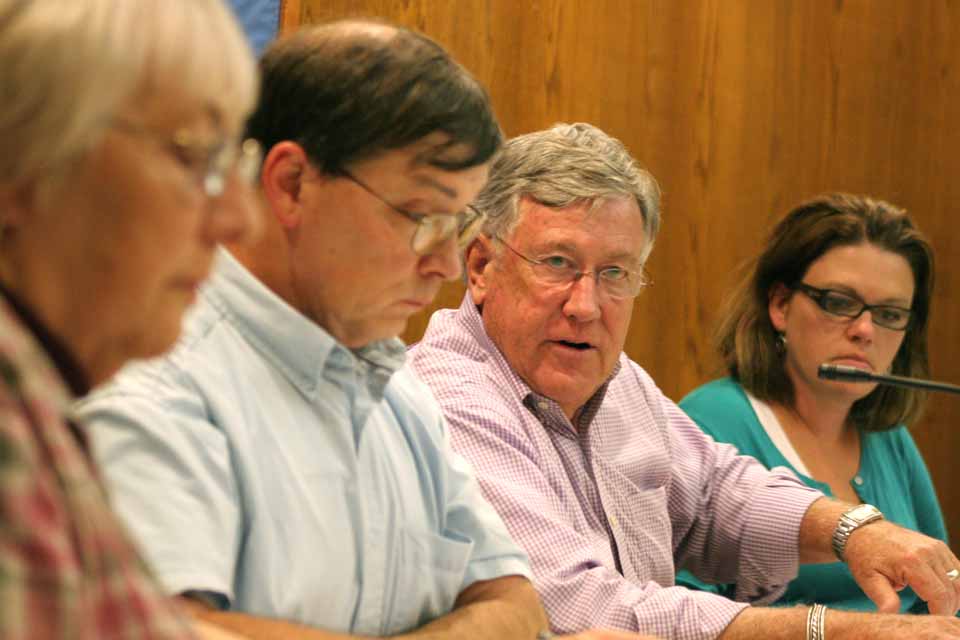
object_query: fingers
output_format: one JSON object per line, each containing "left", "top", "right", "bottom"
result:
{"left": 934, "top": 559, "right": 960, "bottom": 616}
{"left": 858, "top": 573, "right": 902, "bottom": 614}
{"left": 847, "top": 523, "right": 960, "bottom": 616}
{"left": 902, "top": 555, "right": 959, "bottom": 616}
{"left": 940, "top": 549, "right": 960, "bottom": 613}
{"left": 927, "top": 547, "right": 960, "bottom": 615}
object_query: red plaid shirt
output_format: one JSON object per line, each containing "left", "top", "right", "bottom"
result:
{"left": 0, "top": 293, "right": 195, "bottom": 639}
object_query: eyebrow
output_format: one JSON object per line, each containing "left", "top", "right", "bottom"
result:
{"left": 532, "top": 241, "right": 642, "bottom": 266}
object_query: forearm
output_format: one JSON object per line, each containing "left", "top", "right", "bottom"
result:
{"left": 718, "top": 607, "right": 805, "bottom": 640}
{"left": 180, "top": 597, "right": 358, "bottom": 640}
{"left": 797, "top": 496, "right": 853, "bottom": 564}
{"left": 184, "top": 576, "right": 547, "bottom": 640}
{"left": 720, "top": 606, "right": 960, "bottom": 640}
{"left": 397, "top": 576, "right": 547, "bottom": 640}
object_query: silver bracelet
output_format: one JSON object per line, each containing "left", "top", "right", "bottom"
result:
{"left": 805, "top": 603, "right": 827, "bottom": 640}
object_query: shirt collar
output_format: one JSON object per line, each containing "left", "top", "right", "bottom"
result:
{"left": 455, "top": 291, "right": 620, "bottom": 433}
{"left": 204, "top": 249, "right": 405, "bottom": 400}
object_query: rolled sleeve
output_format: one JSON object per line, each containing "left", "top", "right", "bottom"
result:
{"left": 734, "top": 466, "right": 823, "bottom": 602}
{"left": 663, "top": 396, "right": 823, "bottom": 604}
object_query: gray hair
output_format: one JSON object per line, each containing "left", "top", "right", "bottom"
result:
{"left": 0, "top": 0, "right": 258, "bottom": 189}
{"left": 475, "top": 122, "right": 661, "bottom": 263}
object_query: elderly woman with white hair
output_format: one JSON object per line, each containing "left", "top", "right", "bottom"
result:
{"left": 0, "top": 0, "right": 261, "bottom": 637}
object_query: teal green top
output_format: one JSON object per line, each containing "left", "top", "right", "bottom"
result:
{"left": 678, "top": 377, "right": 948, "bottom": 613}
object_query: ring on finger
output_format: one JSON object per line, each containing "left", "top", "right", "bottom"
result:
{"left": 947, "top": 568, "right": 960, "bottom": 581}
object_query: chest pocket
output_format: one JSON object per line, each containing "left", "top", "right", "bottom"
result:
{"left": 381, "top": 528, "right": 473, "bottom": 635}
{"left": 597, "top": 464, "right": 674, "bottom": 587}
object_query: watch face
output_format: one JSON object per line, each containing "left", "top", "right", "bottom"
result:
{"left": 848, "top": 504, "right": 879, "bottom": 522}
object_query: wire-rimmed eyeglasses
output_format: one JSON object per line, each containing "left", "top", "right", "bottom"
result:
{"left": 111, "top": 119, "right": 262, "bottom": 198}
{"left": 340, "top": 170, "right": 485, "bottom": 256}
{"left": 495, "top": 235, "right": 650, "bottom": 299}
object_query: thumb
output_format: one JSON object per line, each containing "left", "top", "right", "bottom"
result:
{"left": 859, "top": 573, "right": 902, "bottom": 613}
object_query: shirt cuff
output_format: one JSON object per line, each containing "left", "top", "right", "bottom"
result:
{"left": 156, "top": 566, "right": 234, "bottom": 608}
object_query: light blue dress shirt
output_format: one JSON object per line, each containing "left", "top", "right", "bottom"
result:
{"left": 76, "top": 250, "right": 531, "bottom": 635}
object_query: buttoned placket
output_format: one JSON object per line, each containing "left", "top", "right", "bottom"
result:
{"left": 317, "top": 345, "right": 386, "bottom": 632}
{"left": 527, "top": 393, "right": 626, "bottom": 576}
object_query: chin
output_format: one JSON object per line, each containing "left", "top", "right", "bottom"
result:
{"left": 341, "top": 324, "right": 403, "bottom": 350}
{"left": 822, "top": 380, "right": 877, "bottom": 404}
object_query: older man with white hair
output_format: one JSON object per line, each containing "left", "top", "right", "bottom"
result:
{"left": 410, "top": 122, "right": 960, "bottom": 640}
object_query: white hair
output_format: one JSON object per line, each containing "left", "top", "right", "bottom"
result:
{"left": 475, "top": 122, "right": 661, "bottom": 264}
{"left": 0, "top": 0, "right": 258, "bottom": 187}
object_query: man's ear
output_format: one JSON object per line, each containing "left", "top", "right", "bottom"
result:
{"left": 465, "top": 234, "right": 495, "bottom": 305}
{"left": 260, "top": 141, "right": 313, "bottom": 230}
{"left": 768, "top": 282, "right": 792, "bottom": 332}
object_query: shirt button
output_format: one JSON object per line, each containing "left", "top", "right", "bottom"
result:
{"left": 537, "top": 401, "right": 548, "bottom": 410}
{"left": 854, "top": 475, "right": 864, "bottom": 486}
{"left": 608, "top": 515, "right": 618, "bottom": 527}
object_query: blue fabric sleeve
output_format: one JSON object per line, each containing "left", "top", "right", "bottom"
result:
{"left": 77, "top": 370, "right": 242, "bottom": 606}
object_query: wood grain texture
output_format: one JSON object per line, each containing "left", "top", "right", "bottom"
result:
{"left": 278, "top": 0, "right": 303, "bottom": 33}
{"left": 288, "top": 0, "right": 960, "bottom": 549}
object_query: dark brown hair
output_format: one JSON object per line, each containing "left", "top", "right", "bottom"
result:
{"left": 717, "top": 193, "right": 934, "bottom": 431}
{"left": 247, "top": 19, "right": 501, "bottom": 174}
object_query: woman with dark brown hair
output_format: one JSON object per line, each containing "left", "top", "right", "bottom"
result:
{"left": 678, "top": 193, "right": 947, "bottom": 613}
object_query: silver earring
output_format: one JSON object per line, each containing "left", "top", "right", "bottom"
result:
{"left": 776, "top": 332, "right": 787, "bottom": 354}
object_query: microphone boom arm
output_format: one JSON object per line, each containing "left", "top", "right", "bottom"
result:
{"left": 817, "top": 364, "right": 960, "bottom": 395}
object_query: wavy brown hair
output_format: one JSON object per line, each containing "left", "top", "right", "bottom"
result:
{"left": 716, "top": 193, "right": 934, "bottom": 431}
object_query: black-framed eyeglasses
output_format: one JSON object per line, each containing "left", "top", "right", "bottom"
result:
{"left": 340, "top": 170, "right": 485, "bottom": 256}
{"left": 494, "top": 236, "right": 650, "bottom": 299}
{"left": 795, "top": 282, "right": 912, "bottom": 331}
{"left": 111, "top": 119, "right": 262, "bottom": 198}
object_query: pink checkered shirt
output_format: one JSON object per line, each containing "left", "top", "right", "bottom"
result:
{"left": 0, "top": 293, "right": 194, "bottom": 639}
{"left": 409, "top": 294, "right": 824, "bottom": 640}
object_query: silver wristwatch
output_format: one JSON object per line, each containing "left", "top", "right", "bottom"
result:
{"left": 832, "top": 503, "right": 883, "bottom": 561}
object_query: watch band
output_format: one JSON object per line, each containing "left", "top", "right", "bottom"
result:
{"left": 831, "top": 504, "right": 883, "bottom": 561}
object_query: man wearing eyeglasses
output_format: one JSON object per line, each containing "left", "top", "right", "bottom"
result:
{"left": 76, "top": 22, "right": 649, "bottom": 640}
{"left": 409, "top": 123, "right": 960, "bottom": 639}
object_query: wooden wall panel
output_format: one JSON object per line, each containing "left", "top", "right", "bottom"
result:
{"left": 285, "top": 0, "right": 960, "bottom": 548}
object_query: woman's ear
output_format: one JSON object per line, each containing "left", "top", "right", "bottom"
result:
{"left": 768, "top": 282, "right": 792, "bottom": 332}
{"left": 465, "top": 234, "right": 495, "bottom": 305}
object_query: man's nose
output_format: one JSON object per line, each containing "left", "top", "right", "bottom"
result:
{"left": 562, "top": 273, "right": 602, "bottom": 322}
{"left": 419, "top": 233, "right": 462, "bottom": 282}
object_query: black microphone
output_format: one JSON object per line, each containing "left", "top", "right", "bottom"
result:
{"left": 817, "top": 363, "right": 960, "bottom": 395}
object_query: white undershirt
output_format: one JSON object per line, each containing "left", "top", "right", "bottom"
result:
{"left": 744, "top": 391, "right": 813, "bottom": 477}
